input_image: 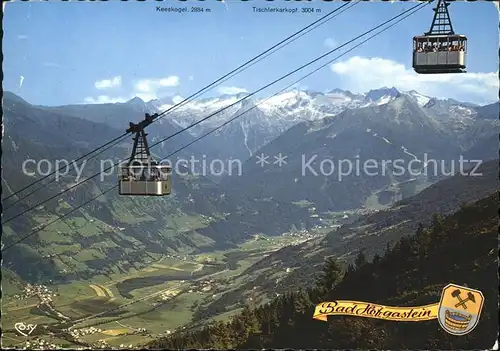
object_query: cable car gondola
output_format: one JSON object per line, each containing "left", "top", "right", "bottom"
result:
{"left": 413, "top": 0, "right": 467, "bottom": 74}
{"left": 119, "top": 113, "right": 172, "bottom": 196}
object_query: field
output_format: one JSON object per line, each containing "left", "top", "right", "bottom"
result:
{"left": 1, "top": 233, "right": 314, "bottom": 349}
{"left": 364, "top": 177, "right": 434, "bottom": 210}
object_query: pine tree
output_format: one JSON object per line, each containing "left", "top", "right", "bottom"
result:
{"left": 354, "top": 249, "right": 367, "bottom": 269}
{"left": 314, "top": 256, "right": 344, "bottom": 296}
{"left": 210, "top": 321, "right": 233, "bottom": 348}
{"left": 292, "top": 290, "right": 312, "bottom": 315}
{"left": 385, "top": 242, "right": 392, "bottom": 256}
{"left": 245, "top": 307, "right": 261, "bottom": 335}
{"left": 430, "top": 213, "right": 444, "bottom": 245}
{"left": 415, "top": 222, "right": 431, "bottom": 261}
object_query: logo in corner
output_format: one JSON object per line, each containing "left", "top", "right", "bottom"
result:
{"left": 438, "top": 283, "right": 484, "bottom": 336}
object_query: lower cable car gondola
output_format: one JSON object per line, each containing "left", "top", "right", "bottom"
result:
{"left": 413, "top": 0, "right": 467, "bottom": 74}
{"left": 119, "top": 113, "right": 172, "bottom": 196}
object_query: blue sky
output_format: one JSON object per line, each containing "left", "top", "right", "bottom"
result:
{"left": 3, "top": 0, "right": 499, "bottom": 106}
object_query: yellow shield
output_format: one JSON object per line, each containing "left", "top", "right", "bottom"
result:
{"left": 437, "top": 284, "right": 484, "bottom": 335}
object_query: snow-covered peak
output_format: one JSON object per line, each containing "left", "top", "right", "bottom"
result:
{"left": 361, "top": 87, "right": 401, "bottom": 107}
{"left": 155, "top": 94, "right": 242, "bottom": 114}
{"left": 258, "top": 89, "right": 313, "bottom": 113}
{"left": 422, "top": 96, "right": 474, "bottom": 112}
{"left": 146, "top": 99, "right": 163, "bottom": 111}
{"left": 140, "top": 87, "right": 480, "bottom": 137}
{"left": 126, "top": 96, "right": 145, "bottom": 106}
{"left": 145, "top": 87, "right": 462, "bottom": 121}
{"left": 124, "top": 96, "right": 150, "bottom": 113}
{"left": 324, "top": 89, "right": 358, "bottom": 101}
{"left": 367, "top": 87, "right": 400, "bottom": 99}
{"left": 218, "top": 92, "right": 249, "bottom": 101}
{"left": 402, "top": 90, "right": 432, "bottom": 107}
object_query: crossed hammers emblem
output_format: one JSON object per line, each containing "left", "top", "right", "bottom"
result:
{"left": 451, "top": 289, "right": 476, "bottom": 309}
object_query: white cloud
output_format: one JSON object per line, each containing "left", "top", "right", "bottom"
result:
{"left": 85, "top": 75, "right": 180, "bottom": 104}
{"left": 330, "top": 56, "right": 499, "bottom": 105}
{"left": 83, "top": 95, "right": 127, "bottom": 104}
{"left": 127, "top": 76, "right": 180, "bottom": 102}
{"left": 159, "top": 76, "right": 180, "bottom": 86}
{"left": 324, "top": 37, "right": 337, "bottom": 49}
{"left": 188, "top": 75, "right": 194, "bottom": 81}
{"left": 17, "top": 35, "right": 28, "bottom": 40}
{"left": 94, "top": 76, "right": 122, "bottom": 90}
{"left": 135, "top": 81, "right": 151, "bottom": 93}
{"left": 217, "top": 86, "right": 248, "bottom": 95}
{"left": 135, "top": 75, "right": 180, "bottom": 93}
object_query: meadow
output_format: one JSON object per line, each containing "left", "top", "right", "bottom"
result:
{"left": 1, "top": 232, "right": 311, "bottom": 348}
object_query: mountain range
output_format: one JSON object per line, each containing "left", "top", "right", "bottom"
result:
{"left": 1, "top": 88, "right": 498, "bottom": 284}
{"left": 143, "top": 87, "right": 471, "bottom": 164}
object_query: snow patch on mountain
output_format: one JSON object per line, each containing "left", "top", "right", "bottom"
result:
{"left": 401, "top": 146, "right": 419, "bottom": 161}
{"left": 361, "top": 87, "right": 401, "bottom": 107}
{"left": 146, "top": 87, "right": 467, "bottom": 134}
{"left": 258, "top": 90, "right": 309, "bottom": 112}
{"left": 139, "top": 87, "right": 488, "bottom": 162}
{"left": 403, "top": 90, "right": 431, "bottom": 107}
{"left": 240, "top": 118, "right": 253, "bottom": 157}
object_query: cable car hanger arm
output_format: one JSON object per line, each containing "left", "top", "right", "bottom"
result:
{"left": 126, "top": 112, "right": 160, "bottom": 134}
{"left": 425, "top": 0, "right": 455, "bottom": 36}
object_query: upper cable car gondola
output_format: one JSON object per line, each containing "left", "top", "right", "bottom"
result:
{"left": 413, "top": 0, "right": 467, "bottom": 74}
{"left": 119, "top": 113, "right": 172, "bottom": 196}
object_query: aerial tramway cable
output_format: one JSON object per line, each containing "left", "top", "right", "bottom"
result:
{"left": 0, "top": 0, "right": 358, "bottom": 289}
{"left": 2, "top": 1, "right": 354, "bottom": 208}
{"left": 2, "top": 1, "right": 359, "bottom": 222}
{"left": 1, "top": 0, "right": 429, "bottom": 254}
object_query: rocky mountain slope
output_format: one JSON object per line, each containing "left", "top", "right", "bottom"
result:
{"left": 220, "top": 93, "right": 499, "bottom": 212}
{"left": 148, "top": 87, "right": 496, "bottom": 166}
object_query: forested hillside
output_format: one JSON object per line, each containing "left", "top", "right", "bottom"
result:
{"left": 149, "top": 192, "right": 498, "bottom": 349}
